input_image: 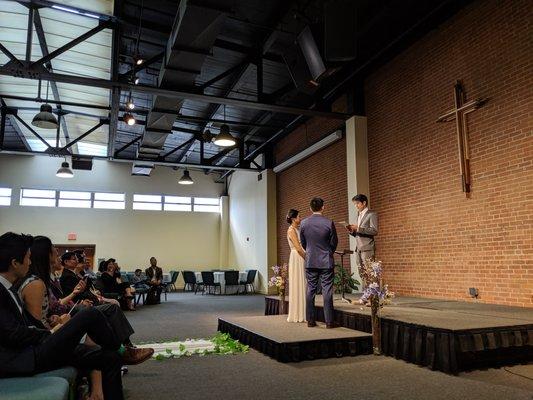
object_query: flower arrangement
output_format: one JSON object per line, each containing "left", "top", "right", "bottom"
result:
{"left": 269, "top": 264, "right": 288, "bottom": 314}
{"left": 359, "top": 260, "right": 394, "bottom": 306}
{"left": 359, "top": 259, "right": 394, "bottom": 355}
{"left": 268, "top": 264, "right": 288, "bottom": 295}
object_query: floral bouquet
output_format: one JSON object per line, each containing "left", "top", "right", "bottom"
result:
{"left": 359, "top": 260, "right": 394, "bottom": 306}
{"left": 268, "top": 264, "right": 288, "bottom": 314}
{"left": 359, "top": 259, "right": 394, "bottom": 354}
{"left": 268, "top": 264, "right": 288, "bottom": 295}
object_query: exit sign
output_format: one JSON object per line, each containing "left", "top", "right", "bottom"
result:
{"left": 67, "top": 233, "right": 77, "bottom": 241}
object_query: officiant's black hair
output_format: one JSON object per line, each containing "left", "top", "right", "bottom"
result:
{"left": 310, "top": 197, "right": 324, "bottom": 212}
{"left": 286, "top": 209, "right": 299, "bottom": 224}
{"left": 352, "top": 194, "right": 368, "bottom": 205}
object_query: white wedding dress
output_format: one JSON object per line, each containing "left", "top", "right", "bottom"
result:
{"left": 287, "top": 227, "right": 306, "bottom": 322}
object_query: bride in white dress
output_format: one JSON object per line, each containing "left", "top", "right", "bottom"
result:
{"left": 286, "top": 209, "right": 306, "bottom": 323}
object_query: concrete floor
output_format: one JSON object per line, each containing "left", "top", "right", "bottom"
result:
{"left": 122, "top": 292, "right": 533, "bottom": 400}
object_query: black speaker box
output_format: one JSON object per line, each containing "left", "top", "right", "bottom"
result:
{"left": 72, "top": 156, "right": 93, "bottom": 170}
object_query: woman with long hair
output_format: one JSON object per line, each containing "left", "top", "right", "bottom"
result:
{"left": 286, "top": 209, "right": 307, "bottom": 323}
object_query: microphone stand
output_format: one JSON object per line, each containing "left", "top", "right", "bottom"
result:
{"left": 334, "top": 249, "right": 354, "bottom": 304}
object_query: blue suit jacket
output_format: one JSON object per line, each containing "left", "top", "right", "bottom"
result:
{"left": 300, "top": 214, "right": 338, "bottom": 269}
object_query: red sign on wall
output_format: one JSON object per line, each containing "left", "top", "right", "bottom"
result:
{"left": 67, "top": 233, "right": 77, "bottom": 241}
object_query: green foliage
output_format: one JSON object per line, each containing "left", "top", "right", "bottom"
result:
{"left": 211, "top": 332, "right": 249, "bottom": 355}
{"left": 333, "top": 264, "right": 360, "bottom": 294}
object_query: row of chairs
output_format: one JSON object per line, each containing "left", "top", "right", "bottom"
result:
{"left": 118, "top": 270, "right": 180, "bottom": 305}
{"left": 182, "top": 270, "right": 257, "bottom": 295}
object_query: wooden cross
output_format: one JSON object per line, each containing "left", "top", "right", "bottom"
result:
{"left": 437, "top": 81, "right": 487, "bottom": 195}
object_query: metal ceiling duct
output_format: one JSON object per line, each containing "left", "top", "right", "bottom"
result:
{"left": 136, "top": 1, "right": 227, "bottom": 161}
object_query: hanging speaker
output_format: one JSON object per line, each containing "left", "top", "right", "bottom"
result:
{"left": 282, "top": 26, "right": 326, "bottom": 95}
{"left": 324, "top": 0, "right": 356, "bottom": 61}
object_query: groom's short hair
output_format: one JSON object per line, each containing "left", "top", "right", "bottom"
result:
{"left": 310, "top": 197, "right": 324, "bottom": 212}
{"left": 352, "top": 194, "right": 368, "bottom": 205}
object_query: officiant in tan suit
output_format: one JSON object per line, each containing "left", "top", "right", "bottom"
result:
{"left": 346, "top": 194, "right": 378, "bottom": 277}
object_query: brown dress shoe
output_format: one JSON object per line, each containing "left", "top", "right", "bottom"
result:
{"left": 326, "top": 323, "right": 337, "bottom": 329}
{"left": 122, "top": 347, "right": 154, "bottom": 365}
{"left": 307, "top": 321, "right": 317, "bottom": 327}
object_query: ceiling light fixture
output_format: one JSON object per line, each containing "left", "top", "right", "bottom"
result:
{"left": 213, "top": 105, "right": 236, "bottom": 147}
{"left": 126, "top": 92, "right": 135, "bottom": 110}
{"left": 123, "top": 113, "right": 136, "bottom": 126}
{"left": 56, "top": 158, "right": 74, "bottom": 178}
{"left": 178, "top": 169, "right": 194, "bottom": 185}
{"left": 32, "top": 81, "right": 58, "bottom": 129}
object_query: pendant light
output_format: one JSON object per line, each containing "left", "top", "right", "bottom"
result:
{"left": 56, "top": 158, "right": 74, "bottom": 178}
{"left": 32, "top": 80, "right": 58, "bottom": 129}
{"left": 213, "top": 105, "right": 236, "bottom": 147}
{"left": 178, "top": 169, "right": 194, "bottom": 185}
{"left": 123, "top": 112, "right": 136, "bottom": 126}
{"left": 126, "top": 92, "right": 135, "bottom": 110}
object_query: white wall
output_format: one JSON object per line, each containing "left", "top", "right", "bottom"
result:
{"left": 0, "top": 154, "right": 224, "bottom": 279}
{"left": 228, "top": 169, "right": 277, "bottom": 293}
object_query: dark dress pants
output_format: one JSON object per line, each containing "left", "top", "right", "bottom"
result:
{"left": 34, "top": 307, "right": 124, "bottom": 400}
{"left": 305, "top": 268, "right": 335, "bottom": 324}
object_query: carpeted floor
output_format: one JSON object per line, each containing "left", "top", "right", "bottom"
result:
{"left": 122, "top": 292, "right": 533, "bottom": 400}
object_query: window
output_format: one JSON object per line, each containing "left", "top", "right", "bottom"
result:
{"left": 164, "top": 196, "right": 191, "bottom": 212}
{"left": 93, "top": 192, "right": 125, "bottom": 210}
{"left": 77, "top": 142, "right": 107, "bottom": 157}
{"left": 58, "top": 191, "right": 91, "bottom": 208}
{"left": 27, "top": 138, "right": 61, "bottom": 152}
{"left": 193, "top": 197, "right": 220, "bottom": 213}
{"left": 20, "top": 189, "right": 56, "bottom": 207}
{"left": 0, "top": 187, "right": 12, "bottom": 206}
{"left": 133, "top": 194, "right": 162, "bottom": 211}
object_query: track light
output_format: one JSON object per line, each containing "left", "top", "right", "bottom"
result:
{"left": 123, "top": 113, "right": 136, "bottom": 126}
{"left": 178, "top": 169, "right": 194, "bottom": 185}
{"left": 56, "top": 159, "right": 74, "bottom": 178}
{"left": 126, "top": 93, "right": 135, "bottom": 110}
{"left": 134, "top": 76, "right": 140, "bottom": 85}
{"left": 135, "top": 58, "right": 143, "bottom": 65}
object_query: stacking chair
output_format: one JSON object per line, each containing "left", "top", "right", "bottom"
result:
{"left": 167, "top": 270, "right": 179, "bottom": 292}
{"left": 240, "top": 269, "right": 257, "bottom": 294}
{"left": 182, "top": 271, "right": 200, "bottom": 292}
{"left": 224, "top": 271, "right": 241, "bottom": 295}
{"left": 201, "top": 271, "right": 221, "bottom": 295}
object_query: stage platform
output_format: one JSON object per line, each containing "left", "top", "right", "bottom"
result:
{"left": 264, "top": 295, "right": 533, "bottom": 373}
{"left": 218, "top": 315, "right": 372, "bottom": 362}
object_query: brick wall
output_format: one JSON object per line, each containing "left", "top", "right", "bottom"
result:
{"left": 274, "top": 0, "right": 532, "bottom": 307}
{"left": 365, "top": 0, "right": 532, "bottom": 306}
{"left": 275, "top": 106, "right": 348, "bottom": 268}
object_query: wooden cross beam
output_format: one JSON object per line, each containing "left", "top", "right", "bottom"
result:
{"left": 437, "top": 81, "right": 488, "bottom": 195}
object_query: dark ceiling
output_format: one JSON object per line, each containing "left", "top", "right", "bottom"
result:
{"left": 0, "top": 0, "right": 470, "bottom": 175}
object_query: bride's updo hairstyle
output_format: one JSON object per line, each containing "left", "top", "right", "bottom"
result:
{"left": 286, "top": 209, "right": 299, "bottom": 224}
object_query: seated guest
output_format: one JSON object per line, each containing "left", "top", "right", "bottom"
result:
{"left": 0, "top": 232, "right": 153, "bottom": 400}
{"left": 61, "top": 252, "right": 119, "bottom": 307}
{"left": 21, "top": 237, "right": 138, "bottom": 348}
{"left": 18, "top": 237, "right": 85, "bottom": 329}
{"left": 145, "top": 257, "right": 163, "bottom": 304}
{"left": 101, "top": 259, "right": 136, "bottom": 311}
{"left": 131, "top": 268, "right": 150, "bottom": 290}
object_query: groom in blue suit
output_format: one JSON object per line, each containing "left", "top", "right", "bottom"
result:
{"left": 300, "top": 197, "right": 338, "bottom": 328}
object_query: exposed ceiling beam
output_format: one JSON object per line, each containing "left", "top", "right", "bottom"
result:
{"left": 0, "top": 69, "right": 350, "bottom": 119}
{"left": 0, "top": 99, "right": 30, "bottom": 151}
{"left": 33, "top": 9, "right": 73, "bottom": 150}
{"left": 108, "top": 0, "right": 122, "bottom": 157}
